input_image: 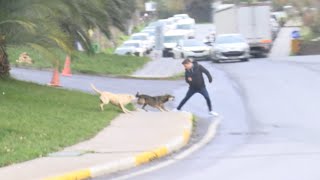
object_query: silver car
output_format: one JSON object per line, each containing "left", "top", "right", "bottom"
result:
{"left": 212, "top": 34, "right": 250, "bottom": 63}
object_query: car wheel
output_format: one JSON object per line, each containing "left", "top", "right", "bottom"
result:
{"left": 162, "top": 51, "right": 168, "bottom": 57}
{"left": 240, "top": 58, "right": 249, "bottom": 62}
{"left": 181, "top": 53, "right": 185, "bottom": 59}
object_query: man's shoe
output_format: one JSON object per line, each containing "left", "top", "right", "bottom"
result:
{"left": 209, "top": 111, "right": 219, "bottom": 116}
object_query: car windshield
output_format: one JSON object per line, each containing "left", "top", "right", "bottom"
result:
{"left": 144, "top": 31, "right": 155, "bottom": 36}
{"left": 164, "top": 35, "right": 185, "bottom": 43}
{"left": 148, "top": 22, "right": 158, "bottom": 27}
{"left": 123, "top": 43, "right": 139, "bottom": 48}
{"left": 131, "top": 36, "right": 147, "bottom": 40}
{"left": 175, "top": 15, "right": 188, "bottom": 19}
{"left": 177, "top": 24, "right": 193, "bottom": 30}
{"left": 215, "top": 35, "right": 246, "bottom": 44}
{"left": 182, "top": 40, "right": 204, "bottom": 47}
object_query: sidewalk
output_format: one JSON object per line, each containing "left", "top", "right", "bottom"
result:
{"left": 132, "top": 52, "right": 184, "bottom": 78}
{"left": 270, "top": 19, "right": 302, "bottom": 58}
{"left": 269, "top": 27, "right": 298, "bottom": 58}
{"left": 0, "top": 112, "right": 193, "bottom": 180}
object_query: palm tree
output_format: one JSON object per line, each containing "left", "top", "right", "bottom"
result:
{"left": 0, "top": 0, "right": 138, "bottom": 77}
{"left": 0, "top": 0, "right": 73, "bottom": 77}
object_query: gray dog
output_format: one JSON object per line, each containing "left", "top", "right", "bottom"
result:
{"left": 136, "top": 93, "right": 175, "bottom": 112}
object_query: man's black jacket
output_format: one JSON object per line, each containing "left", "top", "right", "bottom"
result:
{"left": 185, "top": 61, "right": 212, "bottom": 90}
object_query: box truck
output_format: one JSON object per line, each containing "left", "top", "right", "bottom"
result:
{"left": 214, "top": 3, "right": 272, "bottom": 57}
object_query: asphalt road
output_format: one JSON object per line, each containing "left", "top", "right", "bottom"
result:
{"left": 100, "top": 57, "right": 320, "bottom": 180}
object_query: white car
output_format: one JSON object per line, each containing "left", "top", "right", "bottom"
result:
{"left": 130, "top": 33, "right": 154, "bottom": 53}
{"left": 211, "top": 34, "right": 250, "bottom": 63}
{"left": 141, "top": 29, "right": 155, "bottom": 44}
{"left": 162, "top": 30, "right": 188, "bottom": 57}
{"left": 175, "top": 19, "right": 195, "bottom": 38}
{"left": 172, "top": 39, "right": 211, "bottom": 60}
{"left": 173, "top": 14, "right": 190, "bottom": 20}
{"left": 158, "top": 19, "right": 176, "bottom": 31}
{"left": 270, "top": 18, "right": 280, "bottom": 40}
{"left": 114, "top": 40, "right": 147, "bottom": 57}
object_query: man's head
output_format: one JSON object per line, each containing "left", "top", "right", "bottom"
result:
{"left": 182, "top": 58, "right": 193, "bottom": 70}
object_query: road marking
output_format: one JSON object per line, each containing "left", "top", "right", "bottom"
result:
{"left": 111, "top": 117, "right": 221, "bottom": 180}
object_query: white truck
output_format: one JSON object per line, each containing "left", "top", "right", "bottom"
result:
{"left": 214, "top": 3, "right": 272, "bottom": 57}
{"left": 162, "top": 30, "right": 188, "bottom": 57}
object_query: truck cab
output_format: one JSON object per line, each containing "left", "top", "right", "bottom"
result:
{"left": 162, "top": 30, "right": 188, "bottom": 57}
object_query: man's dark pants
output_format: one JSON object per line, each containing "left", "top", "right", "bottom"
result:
{"left": 177, "top": 87, "right": 212, "bottom": 111}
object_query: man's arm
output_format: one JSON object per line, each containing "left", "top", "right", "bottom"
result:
{"left": 185, "top": 71, "right": 190, "bottom": 84}
{"left": 200, "top": 65, "right": 212, "bottom": 83}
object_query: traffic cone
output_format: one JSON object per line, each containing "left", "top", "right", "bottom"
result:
{"left": 62, "top": 55, "right": 72, "bottom": 76}
{"left": 48, "top": 68, "right": 61, "bottom": 87}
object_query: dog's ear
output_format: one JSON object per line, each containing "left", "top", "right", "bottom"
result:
{"left": 136, "top": 92, "right": 139, "bottom": 97}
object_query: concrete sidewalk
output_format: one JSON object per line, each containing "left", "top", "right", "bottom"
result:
{"left": 132, "top": 52, "right": 184, "bottom": 78}
{"left": 0, "top": 112, "right": 193, "bottom": 180}
{"left": 269, "top": 27, "right": 298, "bottom": 58}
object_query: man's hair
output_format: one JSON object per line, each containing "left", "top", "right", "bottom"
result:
{"left": 182, "top": 58, "right": 193, "bottom": 65}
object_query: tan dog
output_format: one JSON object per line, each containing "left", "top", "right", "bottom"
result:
{"left": 91, "top": 84, "right": 135, "bottom": 113}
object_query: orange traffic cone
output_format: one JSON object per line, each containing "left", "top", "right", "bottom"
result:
{"left": 48, "top": 68, "right": 61, "bottom": 87}
{"left": 62, "top": 55, "right": 72, "bottom": 76}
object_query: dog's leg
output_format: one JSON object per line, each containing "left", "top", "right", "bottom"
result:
{"left": 156, "top": 106, "right": 165, "bottom": 112}
{"left": 161, "top": 105, "right": 169, "bottom": 112}
{"left": 142, "top": 104, "right": 148, "bottom": 112}
{"left": 120, "top": 103, "right": 131, "bottom": 114}
{"left": 99, "top": 96, "right": 109, "bottom": 111}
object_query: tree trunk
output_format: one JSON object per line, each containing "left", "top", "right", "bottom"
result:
{"left": 0, "top": 43, "right": 10, "bottom": 77}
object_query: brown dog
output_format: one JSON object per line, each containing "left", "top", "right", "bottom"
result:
{"left": 91, "top": 84, "right": 135, "bottom": 113}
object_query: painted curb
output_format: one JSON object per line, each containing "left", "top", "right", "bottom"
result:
{"left": 43, "top": 112, "right": 193, "bottom": 180}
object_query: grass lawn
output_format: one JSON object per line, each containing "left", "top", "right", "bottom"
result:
{"left": 7, "top": 45, "right": 150, "bottom": 76}
{"left": 0, "top": 78, "right": 125, "bottom": 167}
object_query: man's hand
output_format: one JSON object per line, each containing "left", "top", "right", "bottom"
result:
{"left": 188, "top": 77, "right": 192, "bottom": 82}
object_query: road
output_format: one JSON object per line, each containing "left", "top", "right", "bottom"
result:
{"left": 95, "top": 57, "right": 320, "bottom": 180}
{"left": 93, "top": 24, "right": 320, "bottom": 179}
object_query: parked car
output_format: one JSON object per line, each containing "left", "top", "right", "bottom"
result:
{"left": 162, "top": 30, "right": 188, "bottom": 57}
{"left": 157, "top": 19, "right": 176, "bottom": 31}
{"left": 114, "top": 40, "right": 147, "bottom": 57}
{"left": 211, "top": 34, "right": 250, "bottom": 63}
{"left": 172, "top": 39, "right": 211, "bottom": 60}
{"left": 130, "top": 33, "right": 154, "bottom": 53}
{"left": 141, "top": 29, "right": 156, "bottom": 44}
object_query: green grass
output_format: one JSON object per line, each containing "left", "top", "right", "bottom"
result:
{"left": 0, "top": 78, "right": 125, "bottom": 167}
{"left": 301, "top": 26, "right": 320, "bottom": 41}
{"left": 7, "top": 46, "right": 150, "bottom": 76}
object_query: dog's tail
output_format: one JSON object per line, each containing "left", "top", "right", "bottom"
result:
{"left": 90, "top": 84, "right": 102, "bottom": 95}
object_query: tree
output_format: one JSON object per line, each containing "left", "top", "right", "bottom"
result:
{"left": 0, "top": 0, "right": 138, "bottom": 77}
{"left": 185, "top": 0, "right": 213, "bottom": 22}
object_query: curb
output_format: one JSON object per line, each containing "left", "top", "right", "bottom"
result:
{"left": 112, "top": 117, "right": 221, "bottom": 180}
{"left": 43, "top": 112, "right": 193, "bottom": 180}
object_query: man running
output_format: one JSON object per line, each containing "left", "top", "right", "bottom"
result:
{"left": 174, "top": 58, "right": 218, "bottom": 116}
